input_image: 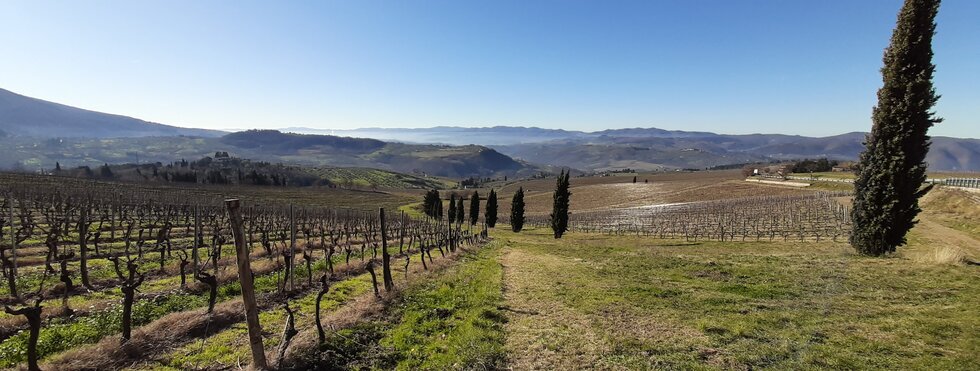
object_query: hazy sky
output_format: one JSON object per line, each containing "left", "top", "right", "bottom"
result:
{"left": 1, "top": 0, "right": 977, "bottom": 138}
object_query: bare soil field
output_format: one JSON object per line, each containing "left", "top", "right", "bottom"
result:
{"left": 493, "top": 170, "right": 811, "bottom": 217}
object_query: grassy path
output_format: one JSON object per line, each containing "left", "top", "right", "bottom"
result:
{"left": 494, "top": 227, "right": 980, "bottom": 369}
{"left": 288, "top": 223, "right": 978, "bottom": 369}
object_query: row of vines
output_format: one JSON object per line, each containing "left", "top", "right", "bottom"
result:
{"left": 524, "top": 192, "right": 853, "bottom": 242}
{"left": 0, "top": 181, "right": 484, "bottom": 370}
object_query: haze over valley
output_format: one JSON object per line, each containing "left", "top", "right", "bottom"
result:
{"left": 3, "top": 88, "right": 979, "bottom": 173}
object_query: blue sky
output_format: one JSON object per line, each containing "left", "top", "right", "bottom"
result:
{"left": 1, "top": 0, "right": 977, "bottom": 138}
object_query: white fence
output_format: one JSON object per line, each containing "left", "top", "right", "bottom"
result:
{"left": 940, "top": 178, "right": 980, "bottom": 189}
{"left": 758, "top": 174, "right": 980, "bottom": 189}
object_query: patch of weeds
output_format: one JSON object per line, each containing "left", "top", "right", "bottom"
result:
{"left": 305, "top": 244, "right": 506, "bottom": 370}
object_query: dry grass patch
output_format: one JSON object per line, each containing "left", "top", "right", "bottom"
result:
{"left": 501, "top": 248, "right": 613, "bottom": 369}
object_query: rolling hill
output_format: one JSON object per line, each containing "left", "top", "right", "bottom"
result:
{"left": 0, "top": 90, "right": 537, "bottom": 178}
{"left": 0, "top": 88, "right": 223, "bottom": 138}
{"left": 307, "top": 126, "right": 980, "bottom": 171}
{"left": 0, "top": 130, "right": 536, "bottom": 178}
{"left": 2, "top": 88, "right": 976, "bottom": 172}
{"left": 52, "top": 154, "right": 449, "bottom": 190}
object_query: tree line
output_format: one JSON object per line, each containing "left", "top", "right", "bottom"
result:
{"left": 421, "top": 168, "right": 571, "bottom": 238}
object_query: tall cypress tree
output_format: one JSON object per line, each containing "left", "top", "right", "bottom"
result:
{"left": 448, "top": 194, "right": 457, "bottom": 224}
{"left": 436, "top": 194, "right": 443, "bottom": 220}
{"left": 550, "top": 170, "right": 571, "bottom": 239}
{"left": 469, "top": 190, "right": 480, "bottom": 226}
{"left": 100, "top": 163, "right": 114, "bottom": 179}
{"left": 456, "top": 195, "right": 464, "bottom": 226}
{"left": 485, "top": 189, "right": 498, "bottom": 228}
{"left": 851, "top": 0, "right": 942, "bottom": 256}
{"left": 511, "top": 187, "right": 525, "bottom": 232}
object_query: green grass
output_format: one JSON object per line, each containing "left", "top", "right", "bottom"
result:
{"left": 381, "top": 244, "right": 506, "bottom": 370}
{"left": 398, "top": 201, "right": 427, "bottom": 219}
{"left": 313, "top": 167, "right": 449, "bottom": 189}
{"left": 307, "top": 243, "right": 506, "bottom": 370}
{"left": 801, "top": 171, "right": 857, "bottom": 180}
{"left": 161, "top": 274, "right": 373, "bottom": 369}
{"left": 492, "top": 227, "right": 979, "bottom": 369}
{"left": 0, "top": 291, "right": 209, "bottom": 367}
{"left": 0, "top": 246, "right": 346, "bottom": 368}
{"left": 807, "top": 180, "right": 854, "bottom": 192}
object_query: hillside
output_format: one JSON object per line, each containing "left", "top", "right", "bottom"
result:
{"left": 313, "top": 167, "right": 450, "bottom": 189}
{"left": 283, "top": 126, "right": 587, "bottom": 145}
{"left": 0, "top": 88, "right": 223, "bottom": 138}
{"left": 48, "top": 154, "right": 448, "bottom": 190}
{"left": 0, "top": 130, "right": 537, "bottom": 178}
{"left": 325, "top": 126, "right": 980, "bottom": 171}
{"left": 2, "top": 88, "right": 976, "bottom": 172}
{"left": 494, "top": 141, "right": 767, "bottom": 171}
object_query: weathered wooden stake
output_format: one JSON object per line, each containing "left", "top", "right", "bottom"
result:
{"left": 78, "top": 206, "right": 91, "bottom": 288}
{"left": 399, "top": 211, "right": 406, "bottom": 255}
{"left": 193, "top": 205, "right": 200, "bottom": 275}
{"left": 289, "top": 204, "right": 296, "bottom": 291}
{"left": 380, "top": 208, "right": 393, "bottom": 292}
{"left": 226, "top": 199, "right": 268, "bottom": 370}
{"left": 9, "top": 194, "right": 16, "bottom": 288}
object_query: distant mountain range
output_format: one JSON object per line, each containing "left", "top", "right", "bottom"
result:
{"left": 1, "top": 87, "right": 977, "bottom": 173}
{"left": 0, "top": 129, "right": 535, "bottom": 178}
{"left": 0, "top": 89, "right": 535, "bottom": 177}
{"left": 287, "top": 127, "right": 980, "bottom": 171}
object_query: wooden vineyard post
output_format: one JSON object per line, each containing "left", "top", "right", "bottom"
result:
{"left": 8, "top": 193, "right": 17, "bottom": 294}
{"left": 109, "top": 204, "right": 115, "bottom": 255}
{"left": 225, "top": 199, "right": 268, "bottom": 370}
{"left": 380, "top": 208, "right": 393, "bottom": 292}
{"left": 193, "top": 205, "right": 200, "bottom": 275}
{"left": 289, "top": 204, "right": 296, "bottom": 291}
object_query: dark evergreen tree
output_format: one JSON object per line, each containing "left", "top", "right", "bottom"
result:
{"left": 455, "top": 195, "right": 464, "bottom": 225}
{"left": 485, "top": 189, "right": 498, "bottom": 228}
{"left": 99, "top": 163, "right": 114, "bottom": 178}
{"left": 511, "top": 187, "right": 525, "bottom": 232}
{"left": 632, "top": 176, "right": 637, "bottom": 183}
{"left": 422, "top": 189, "right": 443, "bottom": 220}
{"left": 469, "top": 190, "right": 480, "bottom": 226}
{"left": 54, "top": 162, "right": 61, "bottom": 172}
{"left": 436, "top": 193, "right": 443, "bottom": 219}
{"left": 550, "top": 170, "right": 571, "bottom": 238}
{"left": 851, "top": 0, "right": 942, "bottom": 256}
{"left": 448, "top": 194, "right": 457, "bottom": 224}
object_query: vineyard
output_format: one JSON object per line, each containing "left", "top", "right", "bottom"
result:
{"left": 524, "top": 192, "right": 853, "bottom": 242}
{"left": 0, "top": 179, "right": 486, "bottom": 370}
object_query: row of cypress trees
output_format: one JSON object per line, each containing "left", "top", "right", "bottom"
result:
{"left": 420, "top": 170, "right": 571, "bottom": 238}
{"left": 445, "top": 191, "right": 486, "bottom": 226}
{"left": 425, "top": 189, "right": 500, "bottom": 228}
